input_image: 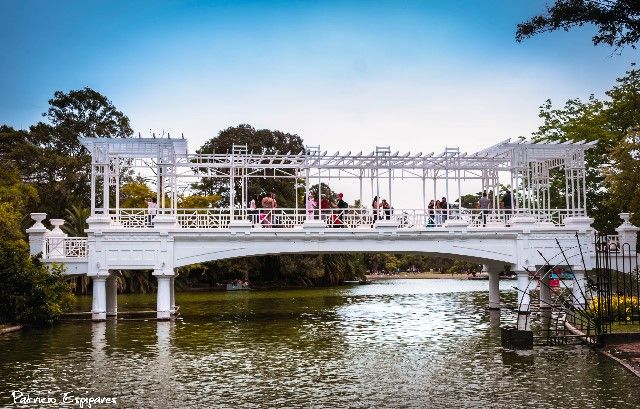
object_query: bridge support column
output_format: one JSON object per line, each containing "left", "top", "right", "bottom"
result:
{"left": 155, "top": 273, "right": 173, "bottom": 320}
{"left": 572, "top": 270, "right": 586, "bottom": 310}
{"left": 488, "top": 270, "right": 500, "bottom": 310}
{"left": 539, "top": 269, "right": 551, "bottom": 310}
{"left": 91, "top": 275, "right": 108, "bottom": 321}
{"left": 515, "top": 270, "right": 530, "bottom": 330}
{"left": 516, "top": 270, "right": 530, "bottom": 313}
{"left": 106, "top": 273, "right": 118, "bottom": 317}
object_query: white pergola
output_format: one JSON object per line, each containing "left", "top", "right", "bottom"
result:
{"left": 79, "top": 137, "right": 594, "bottom": 229}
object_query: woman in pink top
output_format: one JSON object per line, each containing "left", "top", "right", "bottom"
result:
{"left": 306, "top": 193, "right": 317, "bottom": 220}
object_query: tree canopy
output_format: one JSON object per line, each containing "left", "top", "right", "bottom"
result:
{"left": 517, "top": 0, "right": 640, "bottom": 48}
{"left": 532, "top": 66, "right": 640, "bottom": 231}
{"left": 0, "top": 162, "right": 73, "bottom": 325}
{"left": 0, "top": 88, "right": 132, "bottom": 218}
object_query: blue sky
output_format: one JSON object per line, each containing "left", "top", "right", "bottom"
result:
{"left": 0, "top": 0, "right": 635, "bottom": 157}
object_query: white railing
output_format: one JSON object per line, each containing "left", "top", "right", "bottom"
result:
{"left": 44, "top": 237, "right": 88, "bottom": 258}
{"left": 105, "top": 207, "right": 584, "bottom": 229}
{"left": 110, "top": 208, "right": 150, "bottom": 228}
{"left": 606, "top": 235, "right": 621, "bottom": 251}
{"left": 177, "top": 208, "right": 232, "bottom": 229}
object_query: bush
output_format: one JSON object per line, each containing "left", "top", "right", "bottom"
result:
{"left": 0, "top": 240, "right": 74, "bottom": 326}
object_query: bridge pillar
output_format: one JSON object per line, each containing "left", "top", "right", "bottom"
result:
{"left": 488, "top": 270, "right": 500, "bottom": 310}
{"left": 515, "top": 270, "right": 531, "bottom": 330}
{"left": 539, "top": 268, "right": 551, "bottom": 310}
{"left": 106, "top": 273, "right": 118, "bottom": 317}
{"left": 155, "top": 272, "right": 173, "bottom": 320}
{"left": 516, "top": 270, "right": 530, "bottom": 313}
{"left": 572, "top": 269, "right": 586, "bottom": 310}
{"left": 91, "top": 274, "right": 109, "bottom": 321}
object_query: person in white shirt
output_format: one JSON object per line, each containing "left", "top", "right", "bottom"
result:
{"left": 147, "top": 197, "right": 158, "bottom": 226}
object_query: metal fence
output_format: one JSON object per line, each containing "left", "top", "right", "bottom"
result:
{"left": 593, "top": 233, "right": 640, "bottom": 335}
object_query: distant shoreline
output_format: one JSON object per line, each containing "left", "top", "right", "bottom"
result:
{"left": 365, "top": 272, "right": 468, "bottom": 280}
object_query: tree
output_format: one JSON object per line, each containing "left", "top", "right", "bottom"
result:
{"left": 1, "top": 88, "right": 133, "bottom": 218}
{"left": 517, "top": 0, "right": 640, "bottom": 49}
{"left": 0, "top": 162, "right": 74, "bottom": 326}
{"left": 193, "top": 124, "right": 305, "bottom": 207}
{"left": 44, "top": 87, "right": 133, "bottom": 155}
{"left": 532, "top": 66, "right": 640, "bottom": 231}
{"left": 178, "top": 194, "right": 222, "bottom": 208}
{"left": 61, "top": 205, "right": 90, "bottom": 237}
{"left": 120, "top": 182, "right": 155, "bottom": 208}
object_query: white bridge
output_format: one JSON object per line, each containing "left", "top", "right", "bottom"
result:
{"left": 25, "top": 137, "right": 639, "bottom": 320}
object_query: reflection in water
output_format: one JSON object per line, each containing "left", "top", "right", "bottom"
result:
{"left": 1, "top": 279, "right": 639, "bottom": 408}
{"left": 489, "top": 309, "right": 501, "bottom": 337}
{"left": 90, "top": 322, "right": 107, "bottom": 393}
{"left": 539, "top": 308, "right": 553, "bottom": 339}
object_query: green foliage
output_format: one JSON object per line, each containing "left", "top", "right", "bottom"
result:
{"left": 0, "top": 88, "right": 132, "bottom": 218}
{"left": 62, "top": 205, "right": 89, "bottom": 237}
{"left": 45, "top": 87, "right": 133, "bottom": 145}
{"left": 0, "top": 163, "right": 38, "bottom": 241}
{"left": 0, "top": 162, "right": 74, "bottom": 326}
{"left": 458, "top": 193, "right": 481, "bottom": 209}
{"left": 365, "top": 253, "right": 400, "bottom": 273}
{"left": 178, "top": 194, "right": 222, "bottom": 208}
{"left": 517, "top": 0, "right": 640, "bottom": 49}
{"left": 532, "top": 66, "right": 640, "bottom": 231}
{"left": 120, "top": 182, "right": 155, "bottom": 208}
{"left": 446, "top": 260, "right": 482, "bottom": 274}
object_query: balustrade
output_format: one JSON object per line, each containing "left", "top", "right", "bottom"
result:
{"left": 105, "top": 207, "right": 579, "bottom": 229}
{"left": 44, "top": 237, "right": 88, "bottom": 258}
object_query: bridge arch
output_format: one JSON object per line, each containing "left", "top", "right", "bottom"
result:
{"left": 172, "top": 235, "right": 518, "bottom": 269}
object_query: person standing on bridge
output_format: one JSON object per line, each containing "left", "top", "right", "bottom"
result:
{"left": 381, "top": 199, "right": 391, "bottom": 220}
{"left": 371, "top": 195, "right": 379, "bottom": 225}
{"left": 261, "top": 193, "right": 274, "bottom": 226}
{"left": 502, "top": 190, "right": 513, "bottom": 227}
{"left": 441, "top": 197, "right": 449, "bottom": 223}
{"left": 479, "top": 191, "right": 490, "bottom": 226}
{"left": 434, "top": 200, "right": 442, "bottom": 225}
{"left": 146, "top": 197, "right": 157, "bottom": 226}
{"left": 427, "top": 200, "right": 435, "bottom": 227}
{"left": 502, "top": 190, "right": 512, "bottom": 216}
{"left": 306, "top": 193, "right": 316, "bottom": 220}
{"left": 248, "top": 197, "right": 258, "bottom": 225}
{"left": 335, "top": 192, "right": 348, "bottom": 227}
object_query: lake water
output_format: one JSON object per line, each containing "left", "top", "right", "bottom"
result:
{"left": 1, "top": 279, "right": 639, "bottom": 408}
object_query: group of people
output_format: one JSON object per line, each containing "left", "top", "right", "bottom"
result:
{"left": 371, "top": 196, "right": 392, "bottom": 223}
{"left": 248, "top": 192, "right": 278, "bottom": 226}
{"left": 306, "top": 192, "right": 349, "bottom": 226}
{"left": 144, "top": 189, "right": 515, "bottom": 228}
{"left": 477, "top": 190, "right": 513, "bottom": 226}
{"left": 426, "top": 197, "right": 449, "bottom": 227}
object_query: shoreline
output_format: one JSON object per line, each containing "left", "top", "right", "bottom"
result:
{"left": 566, "top": 321, "right": 640, "bottom": 378}
{"left": 366, "top": 272, "right": 463, "bottom": 280}
{"left": 364, "top": 272, "right": 511, "bottom": 280}
{"left": 601, "top": 343, "right": 640, "bottom": 378}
